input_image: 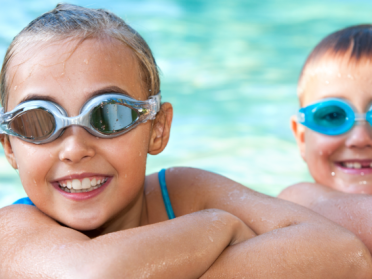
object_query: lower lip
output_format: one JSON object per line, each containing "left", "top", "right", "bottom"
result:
{"left": 52, "top": 177, "right": 112, "bottom": 201}
{"left": 335, "top": 164, "right": 372, "bottom": 175}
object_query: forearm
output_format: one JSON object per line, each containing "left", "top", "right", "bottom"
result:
{"left": 78, "top": 210, "right": 253, "bottom": 278}
{"left": 0, "top": 206, "right": 254, "bottom": 279}
{"left": 201, "top": 222, "right": 372, "bottom": 279}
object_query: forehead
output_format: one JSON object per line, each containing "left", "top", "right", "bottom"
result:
{"left": 6, "top": 36, "right": 145, "bottom": 111}
{"left": 300, "top": 56, "right": 372, "bottom": 106}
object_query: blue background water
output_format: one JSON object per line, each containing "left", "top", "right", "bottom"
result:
{"left": 1, "top": 0, "right": 372, "bottom": 207}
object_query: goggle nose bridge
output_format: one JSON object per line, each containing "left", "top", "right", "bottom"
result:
{"left": 354, "top": 113, "right": 366, "bottom": 122}
{"left": 57, "top": 112, "right": 92, "bottom": 131}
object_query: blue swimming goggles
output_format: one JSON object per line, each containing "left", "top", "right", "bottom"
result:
{"left": 297, "top": 98, "right": 372, "bottom": 136}
{"left": 0, "top": 92, "right": 161, "bottom": 144}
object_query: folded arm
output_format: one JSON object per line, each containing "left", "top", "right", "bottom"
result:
{"left": 0, "top": 205, "right": 254, "bottom": 279}
{"left": 279, "top": 182, "right": 372, "bottom": 253}
{"left": 164, "top": 168, "right": 372, "bottom": 278}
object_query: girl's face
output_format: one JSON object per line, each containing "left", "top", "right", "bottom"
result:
{"left": 4, "top": 37, "right": 168, "bottom": 231}
{"left": 292, "top": 58, "right": 372, "bottom": 194}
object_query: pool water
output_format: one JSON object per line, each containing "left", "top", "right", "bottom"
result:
{"left": 1, "top": 0, "right": 372, "bottom": 207}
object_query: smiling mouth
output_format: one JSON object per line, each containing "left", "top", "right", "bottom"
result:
{"left": 338, "top": 161, "right": 372, "bottom": 169}
{"left": 58, "top": 177, "right": 108, "bottom": 193}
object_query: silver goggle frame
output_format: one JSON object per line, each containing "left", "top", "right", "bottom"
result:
{"left": 0, "top": 92, "right": 161, "bottom": 144}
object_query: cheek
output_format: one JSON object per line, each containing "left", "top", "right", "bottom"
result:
{"left": 304, "top": 130, "right": 344, "bottom": 180}
{"left": 103, "top": 124, "right": 151, "bottom": 175}
{"left": 10, "top": 138, "right": 54, "bottom": 191}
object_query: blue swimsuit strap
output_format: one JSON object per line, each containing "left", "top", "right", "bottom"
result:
{"left": 13, "top": 197, "right": 35, "bottom": 206}
{"left": 158, "top": 169, "right": 176, "bottom": 219}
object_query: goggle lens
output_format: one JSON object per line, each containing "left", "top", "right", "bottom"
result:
{"left": 313, "top": 105, "right": 347, "bottom": 128}
{"left": 10, "top": 109, "right": 55, "bottom": 140}
{"left": 90, "top": 103, "right": 139, "bottom": 134}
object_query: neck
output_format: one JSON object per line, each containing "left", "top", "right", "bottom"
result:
{"left": 80, "top": 186, "right": 148, "bottom": 238}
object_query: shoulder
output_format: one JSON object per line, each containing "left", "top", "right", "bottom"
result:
{"left": 144, "top": 168, "right": 209, "bottom": 219}
{"left": 146, "top": 167, "right": 270, "bottom": 215}
{"left": 278, "top": 182, "right": 336, "bottom": 207}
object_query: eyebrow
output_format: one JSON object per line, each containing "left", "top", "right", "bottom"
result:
{"left": 18, "top": 86, "right": 132, "bottom": 105}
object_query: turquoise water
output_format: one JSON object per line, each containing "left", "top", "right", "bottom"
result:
{"left": 1, "top": 0, "right": 372, "bottom": 207}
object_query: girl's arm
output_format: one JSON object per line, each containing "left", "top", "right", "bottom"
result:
{"left": 0, "top": 205, "right": 254, "bottom": 279}
{"left": 163, "top": 168, "right": 372, "bottom": 278}
{"left": 279, "top": 182, "right": 372, "bottom": 253}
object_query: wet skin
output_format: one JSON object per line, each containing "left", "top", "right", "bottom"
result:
{"left": 280, "top": 55, "right": 372, "bottom": 253}
{"left": 292, "top": 57, "right": 372, "bottom": 194}
{"left": 3, "top": 36, "right": 162, "bottom": 232}
{"left": 1, "top": 39, "right": 371, "bottom": 278}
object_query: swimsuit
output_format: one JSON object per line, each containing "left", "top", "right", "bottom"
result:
{"left": 12, "top": 169, "right": 175, "bottom": 219}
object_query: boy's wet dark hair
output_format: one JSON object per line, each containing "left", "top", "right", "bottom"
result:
{"left": 298, "top": 24, "right": 372, "bottom": 101}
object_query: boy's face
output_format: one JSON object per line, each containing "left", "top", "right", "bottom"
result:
{"left": 292, "top": 57, "right": 372, "bottom": 194}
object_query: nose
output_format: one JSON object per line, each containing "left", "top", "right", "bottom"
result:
{"left": 58, "top": 126, "right": 96, "bottom": 164}
{"left": 345, "top": 122, "right": 372, "bottom": 149}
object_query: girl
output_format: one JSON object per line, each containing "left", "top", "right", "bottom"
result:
{"left": 0, "top": 4, "right": 370, "bottom": 278}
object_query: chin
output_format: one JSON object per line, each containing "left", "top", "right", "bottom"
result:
{"left": 57, "top": 212, "right": 107, "bottom": 231}
{"left": 329, "top": 181, "right": 372, "bottom": 195}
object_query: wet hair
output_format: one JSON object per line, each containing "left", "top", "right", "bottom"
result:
{"left": 298, "top": 24, "right": 372, "bottom": 100}
{"left": 0, "top": 3, "right": 160, "bottom": 110}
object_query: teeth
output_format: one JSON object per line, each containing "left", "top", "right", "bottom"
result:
{"left": 72, "top": 179, "right": 82, "bottom": 190}
{"left": 346, "top": 163, "right": 354, "bottom": 168}
{"left": 82, "top": 178, "right": 91, "bottom": 189}
{"left": 91, "top": 178, "right": 97, "bottom": 187}
{"left": 354, "top": 163, "right": 362, "bottom": 169}
{"left": 59, "top": 177, "right": 107, "bottom": 193}
{"left": 343, "top": 162, "right": 371, "bottom": 169}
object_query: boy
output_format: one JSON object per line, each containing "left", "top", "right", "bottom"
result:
{"left": 279, "top": 24, "right": 372, "bottom": 252}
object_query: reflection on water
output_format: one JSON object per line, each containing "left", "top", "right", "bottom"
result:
{"left": 1, "top": 0, "right": 372, "bottom": 207}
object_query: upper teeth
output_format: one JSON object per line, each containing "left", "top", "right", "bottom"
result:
{"left": 60, "top": 178, "right": 107, "bottom": 190}
{"left": 343, "top": 162, "right": 372, "bottom": 169}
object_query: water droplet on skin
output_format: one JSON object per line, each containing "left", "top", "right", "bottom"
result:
{"left": 14, "top": 85, "right": 17, "bottom": 90}
{"left": 331, "top": 172, "right": 335, "bottom": 176}
{"left": 84, "top": 59, "right": 89, "bottom": 65}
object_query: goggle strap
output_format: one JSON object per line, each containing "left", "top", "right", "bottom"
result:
{"left": 0, "top": 107, "right": 6, "bottom": 134}
{"left": 297, "top": 111, "right": 305, "bottom": 124}
{"left": 148, "top": 93, "right": 161, "bottom": 120}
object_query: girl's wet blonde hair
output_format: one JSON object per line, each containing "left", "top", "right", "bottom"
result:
{"left": 0, "top": 3, "right": 160, "bottom": 110}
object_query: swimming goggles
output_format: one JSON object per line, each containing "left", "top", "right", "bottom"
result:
{"left": 0, "top": 92, "right": 161, "bottom": 144}
{"left": 297, "top": 98, "right": 372, "bottom": 136}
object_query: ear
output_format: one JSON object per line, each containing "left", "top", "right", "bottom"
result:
{"left": 291, "top": 115, "right": 307, "bottom": 161}
{"left": 148, "top": 102, "right": 173, "bottom": 155}
{"left": 0, "top": 135, "right": 18, "bottom": 169}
